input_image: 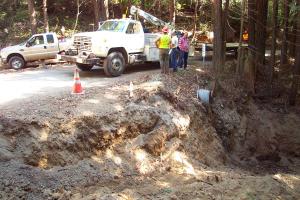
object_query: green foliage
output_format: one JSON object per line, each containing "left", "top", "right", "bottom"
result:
{"left": 14, "top": 8, "right": 29, "bottom": 22}
{"left": 176, "top": 2, "right": 183, "bottom": 11}
{"left": 289, "top": 0, "right": 300, "bottom": 24}
{"left": 0, "top": 12, "right": 6, "bottom": 21}
{"left": 0, "top": 0, "right": 298, "bottom": 47}
{"left": 199, "top": 23, "right": 210, "bottom": 33}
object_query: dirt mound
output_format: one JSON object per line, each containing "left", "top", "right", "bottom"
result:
{"left": 0, "top": 77, "right": 228, "bottom": 198}
{"left": 0, "top": 67, "right": 299, "bottom": 199}
{"left": 0, "top": 84, "right": 226, "bottom": 169}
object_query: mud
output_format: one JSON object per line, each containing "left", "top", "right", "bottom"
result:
{"left": 0, "top": 64, "right": 299, "bottom": 199}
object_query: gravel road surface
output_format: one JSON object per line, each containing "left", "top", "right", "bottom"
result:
{"left": 0, "top": 64, "right": 159, "bottom": 105}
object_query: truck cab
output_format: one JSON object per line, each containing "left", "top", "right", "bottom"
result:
{"left": 58, "top": 19, "right": 161, "bottom": 77}
{"left": 0, "top": 33, "right": 70, "bottom": 69}
{"left": 97, "top": 19, "right": 145, "bottom": 54}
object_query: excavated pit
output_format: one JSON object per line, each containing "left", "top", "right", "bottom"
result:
{"left": 0, "top": 72, "right": 299, "bottom": 199}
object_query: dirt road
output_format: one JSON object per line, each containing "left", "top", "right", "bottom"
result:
{"left": 0, "top": 63, "right": 159, "bottom": 105}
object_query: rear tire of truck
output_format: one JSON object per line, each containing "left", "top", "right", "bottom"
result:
{"left": 76, "top": 63, "right": 93, "bottom": 71}
{"left": 103, "top": 52, "right": 125, "bottom": 77}
{"left": 9, "top": 56, "right": 25, "bottom": 70}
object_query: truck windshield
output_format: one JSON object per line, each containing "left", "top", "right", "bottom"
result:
{"left": 98, "top": 21, "right": 126, "bottom": 32}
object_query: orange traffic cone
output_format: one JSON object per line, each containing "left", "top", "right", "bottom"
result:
{"left": 72, "top": 69, "right": 84, "bottom": 94}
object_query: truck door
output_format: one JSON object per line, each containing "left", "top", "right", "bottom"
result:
{"left": 23, "top": 34, "right": 48, "bottom": 61}
{"left": 45, "top": 34, "right": 59, "bottom": 59}
{"left": 125, "top": 22, "right": 144, "bottom": 53}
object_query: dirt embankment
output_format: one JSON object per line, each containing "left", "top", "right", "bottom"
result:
{"left": 0, "top": 65, "right": 299, "bottom": 199}
{"left": 210, "top": 75, "right": 300, "bottom": 172}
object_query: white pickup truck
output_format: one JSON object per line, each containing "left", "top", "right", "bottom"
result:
{"left": 0, "top": 33, "right": 71, "bottom": 69}
{"left": 57, "top": 18, "right": 161, "bottom": 76}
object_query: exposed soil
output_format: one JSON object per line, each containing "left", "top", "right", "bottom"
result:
{"left": 0, "top": 59, "right": 299, "bottom": 200}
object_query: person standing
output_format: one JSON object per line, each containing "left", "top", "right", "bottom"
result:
{"left": 178, "top": 31, "right": 189, "bottom": 69}
{"left": 170, "top": 31, "right": 179, "bottom": 72}
{"left": 155, "top": 27, "right": 171, "bottom": 74}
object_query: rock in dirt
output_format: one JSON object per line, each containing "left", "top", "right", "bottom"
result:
{"left": 144, "top": 126, "right": 169, "bottom": 156}
{"left": 0, "top": 148, "right": 13, "bottom": 162}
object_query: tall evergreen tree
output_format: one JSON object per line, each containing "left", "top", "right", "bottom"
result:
{"left": 255, "top": 0, "right": 268, "bottom": 70}
{"left": 280, "top": 0, "right": 290, "bottom": 66}
{"left": 27, "top": 0, "right": 37, "bottom": 34}
{"left": 43, "top": 0, "right": 49, "bottom": 32}
{"left": 289, "top": 0, "right": 300, "bottom": 105}
{"left": 212, "top": 0, "right": 224, "bottom": 72}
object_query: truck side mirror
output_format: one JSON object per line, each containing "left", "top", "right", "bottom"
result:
{"left": 26, "top": 42, "right": 31, "bottom": 47}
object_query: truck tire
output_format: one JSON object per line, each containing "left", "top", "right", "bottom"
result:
{"left": 8, "top": 56, "right": 25, "bottom": 70}
{"left": 103, "top": 52, "right": 125, "bottom": 77}
{"left": 76, "top": 63, "right": 93, "bottom": 71}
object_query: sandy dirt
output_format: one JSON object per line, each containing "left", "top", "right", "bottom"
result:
{"left": 0, "top": 59, "right": 299, "bottom": 200}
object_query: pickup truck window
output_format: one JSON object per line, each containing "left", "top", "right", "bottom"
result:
{"left": 28, "top": 35, "right": 45, "bottom": 46}
{"left": 126, "top": 23, "right": 134, "bottom": 34}
{"left": 46, "top": 34, "right": 55, "bottom": 44}
{"left": 98, "top": 21, "right": 126, "bottom": 32}
{"left": 126, "top": 23, "right": 141, "bottom": 34}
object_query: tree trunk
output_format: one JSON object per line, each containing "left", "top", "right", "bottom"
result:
{"left": 100, "top": 0, "right": 109, "bottom": 21}
{"left": 237, "top": 0, "right": 246, "bottom": 77}
{"left": 192, "top": 0, "right": 198, "bottom": 40}
{"left": 73, "top": 0, "right": 80, "bottom": 34}
{"left": 247, "top": 0, "right": 256, "bottom": 93}
{"left": 248, "top": 0, "right": 256, "bottom": 57}
{"left": 222, "top": 0, "right": 229, "bottom": 64}
{"left": 255, "top": 0, "right": 268, "bottom": 71}
{"left": 270, "top": 0, "right": 278, "bottom": 84}
{"left": 289, "top": 2, "right": 300, "bottom": 105}
{"left": 27, "top": 0, "right": 37, "bottom": 34}
{"left": 13, "top": 0, "right": 20, "bottom": 10}
{"left": 43, "top": 0, "right": 49, "bottom": 32}
{"left": 212, "top": 0, "right": 224, "bottom": 73}
{"left": 141, "top": 0, "right": 145, "bottom": 10}
{"left": 127, "top": 0, "right": 132, "bottom": 16}
{"left": 93, "top": 0, "right": 100, "bottom": 28}
{"left": 104, "top": 0, "right": 109, "bottom": 19}
{"left": 280, "top": 0, "right": 290, "bottom": 66}
{"left": 289, "top": 18, "right": 297, "bottom": 58}
{"left": 169, "top": 0, "right": 176, "bottom": 25}
{"left": 158, "top": 1, "right": 161, "bottom": 19}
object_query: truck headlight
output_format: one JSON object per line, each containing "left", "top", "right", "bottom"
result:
{"left": 97, "top": 38, "right": 107, "bottom": 44}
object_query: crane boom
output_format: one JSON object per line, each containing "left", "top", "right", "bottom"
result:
{"left": 130, "top": 6, "right": 172, "bottom": 29}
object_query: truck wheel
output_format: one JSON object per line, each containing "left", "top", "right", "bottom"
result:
{"left": 9, "top": 56, "right": 25, "bottom": 70}
{"left": 76, "top": 63, "right": 93, "bottom": 71}
{"left": 103, "top": 52, "right": 125, "bottom": 77}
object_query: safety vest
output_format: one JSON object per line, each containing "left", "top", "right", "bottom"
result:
{"left": 159, "top": 35, "right": 171, "bottom": 49}
{"left": 242, "top": 32, "right": 249, "bottom": 41}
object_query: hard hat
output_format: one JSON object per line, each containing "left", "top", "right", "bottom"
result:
{"left": 162, "top": 27, "right": 169, "bottom": 33}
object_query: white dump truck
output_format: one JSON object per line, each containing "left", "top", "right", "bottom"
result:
{"left": 0, "top": 33, "right": 71, "bottom": 69}
{"left": 57, "top": 6, "right": 172, "bottom": 77}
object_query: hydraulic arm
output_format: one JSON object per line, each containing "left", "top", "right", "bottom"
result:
{"left": 130, "top": 6, "right": 172, "bottom": 29}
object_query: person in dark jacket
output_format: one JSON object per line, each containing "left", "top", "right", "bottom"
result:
{"left": 178, "top": 31, "right": 189, "bottom": 69}
{"left": 170, "top": 31, "right": 179, "bottom": 72}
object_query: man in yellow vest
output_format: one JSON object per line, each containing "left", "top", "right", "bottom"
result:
{"left": 155, "top": 27, "right": 171, "bottom": 74}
